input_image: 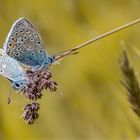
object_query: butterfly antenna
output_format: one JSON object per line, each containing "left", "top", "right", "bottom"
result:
{"left": 8, "top": 86, "right": 13, "bottom": 104}
{"left": 54, "top": 18, "right": 140, "bottom": 62}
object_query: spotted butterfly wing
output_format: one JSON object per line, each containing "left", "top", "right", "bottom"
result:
{"left": 3, "top": 17, "right": 48, "bottom": 68}
{"left": 0, "top": 49, "right": 26, "bottom": 84}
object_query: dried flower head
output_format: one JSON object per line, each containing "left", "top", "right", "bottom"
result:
{"left": 21, "top": 69, "right": 58, "bottom": 100}
{"left": 22, "top": 102, "right": 40, "bottom": 124}
{"left": 16, "top": 69, "right": 58, "bottom": 124}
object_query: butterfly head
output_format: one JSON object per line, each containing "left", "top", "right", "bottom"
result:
{"left": 42, "top": 55, "right": 55, "bottom": 68}
{"left": 48, "top": 55, "right": 55, "bottom": 64}
{"left": 12, "top": 79, "right": 27, "bottom": 90}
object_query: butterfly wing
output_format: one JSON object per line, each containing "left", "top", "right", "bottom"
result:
{"left": 0, "top": 49, "right": 25, "bottom": 82}
{"left": 3, "top": 17, "right": 48, "bottom": 68}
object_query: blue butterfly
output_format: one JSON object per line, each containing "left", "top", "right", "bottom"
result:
{"left": 3, "top": 17, "right": 54, "bottom": 70}
{"left": 0, "top": 49, "right": 27, "bottom": 90}
{"left": 3, "top": 17, "right": 77, "bottom": 72}
{"left": 0, "top": 17, "right": 77, "bottom": 92}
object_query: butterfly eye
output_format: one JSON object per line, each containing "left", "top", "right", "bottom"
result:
{"left": 14, "top": 82, "right": 20, "bottom": 88}
{"left": 8, "top": 73, "right": 11, "bottom": 76}
{"left": 0, "top": 70, "right": 3, "bottom": 73}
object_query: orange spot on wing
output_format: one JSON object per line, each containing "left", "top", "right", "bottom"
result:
{"left": 10, "top": 43, "right": 15, "bottom": 48}
{"left": 13, "top": 38, "right": 17, "bottom": 42}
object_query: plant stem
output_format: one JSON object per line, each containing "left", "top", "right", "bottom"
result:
{"left": 55, "top": 18, "right": 140, "bottom": 61}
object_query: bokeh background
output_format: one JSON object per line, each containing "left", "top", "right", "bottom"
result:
{"left": 0, "top": 0, "right": 140, "bottom": 140}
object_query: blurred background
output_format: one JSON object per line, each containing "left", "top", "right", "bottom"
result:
{"left": 0, "top": 0, "right": 140, "bottom": 140}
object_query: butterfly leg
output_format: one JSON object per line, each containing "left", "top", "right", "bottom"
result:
{"left": 8, "top": 87, "right": 13, "bottom": 104}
